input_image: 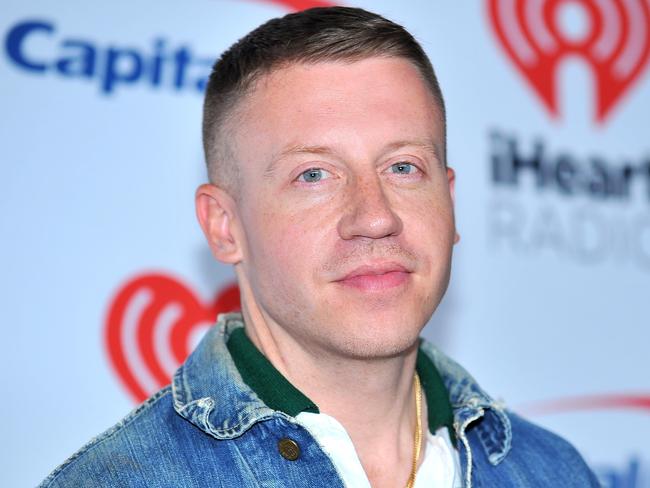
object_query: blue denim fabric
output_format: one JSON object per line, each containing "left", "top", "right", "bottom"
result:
{"left": 40, "top": 313, "right": 600, "bottom": 487}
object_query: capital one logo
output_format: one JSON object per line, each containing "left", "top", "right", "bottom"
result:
{"left": 105, "top": 274, "right": 240, "bottom": 402}
{"left": 487, "top": 0, "right": 650, "bottom": 122}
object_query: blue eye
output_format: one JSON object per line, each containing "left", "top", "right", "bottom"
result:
{"left": 297, "top": 168, "right": 330, "bottom": 183}
{"left": 390, "top": 162, "right": 416, "bottom": 174}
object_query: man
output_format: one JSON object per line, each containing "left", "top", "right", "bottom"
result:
{"left": 41, "top": 7, "right": 599, "bottom": 487}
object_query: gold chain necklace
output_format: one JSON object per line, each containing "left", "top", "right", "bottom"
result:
{"left": 405, "top": 372, "right": 422, "bottom": 488}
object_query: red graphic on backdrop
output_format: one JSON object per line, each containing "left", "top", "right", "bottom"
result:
{"left": 263, "top": 0, "right": 335, "bottom": 10}
{"left": 521, "top": 393, "right": 650, "bottom": 415}
{"left": 105, "top": 273, "right": 240, "bottom": 402}
{"left": 487, "top": 0, "right": 650, "bottom": 122}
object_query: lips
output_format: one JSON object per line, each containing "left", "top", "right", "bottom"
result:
{"left": 335, "top": 262, "right": 411, "bottom": 292}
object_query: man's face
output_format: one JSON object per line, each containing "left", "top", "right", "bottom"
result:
{"left": 230, "top": 57, "right": 457, "bottom": 359}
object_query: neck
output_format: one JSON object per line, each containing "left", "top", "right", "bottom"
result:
{"left": 239, "top": 299, "right": 428, "bottom": 487}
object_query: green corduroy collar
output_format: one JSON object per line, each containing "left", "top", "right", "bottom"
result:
{"left": 227, "top": 327, "right": 455, "bottom": 441}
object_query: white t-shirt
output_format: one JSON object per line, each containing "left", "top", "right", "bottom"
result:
{"left": 296, "top": 411, "right": 463, "bottom": 487}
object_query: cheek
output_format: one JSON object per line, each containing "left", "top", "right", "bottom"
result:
{"left": 244, "top": 202, "right": 327, "bottom": 283}
{"left": 404, "top": 192, "right": 455, "bottom": 262}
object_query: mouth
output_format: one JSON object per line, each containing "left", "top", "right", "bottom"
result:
{"left": 334, "top": 262, "right": 411, "bottom": 292}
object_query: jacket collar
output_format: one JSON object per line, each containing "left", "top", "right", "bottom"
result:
{"left": 172, "top": 313, "right": 512, "bottom": 464}
{"left": 419, "top": 340, "right": 512, "bottom": 465}
{"left": 172, "top": 313, "right": 275, "bottom": 439}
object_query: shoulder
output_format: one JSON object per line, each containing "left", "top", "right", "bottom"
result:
{"left": 499, "top": 411, "right": 601, "bottom": 486}
{"left": 39, "top": 387, "right": 212, "bottom": 488}
{"left": 507, "top": 411, "right": 587, "bottom": 462}
{"left": 467, "top": 409, "right": 601, "bottom": 486}
{"left": 417, "top": 340, "right": 601, "bottom": 485}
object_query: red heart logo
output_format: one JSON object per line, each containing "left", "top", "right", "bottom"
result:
{"left": 105, "top": 273, "right": 240, "bottom": 403}
{"left": 487, "top": 0, "right": 650, "bottom": 122}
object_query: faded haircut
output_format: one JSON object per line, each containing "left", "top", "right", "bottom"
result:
{"left": 202, "top": 6, "right": 446, "bottom": 194}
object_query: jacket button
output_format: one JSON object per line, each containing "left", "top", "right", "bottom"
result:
{"left": 278, "top": 438, "right": 300, "bottom": 461}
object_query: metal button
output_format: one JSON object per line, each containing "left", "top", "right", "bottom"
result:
{"left": 278, "top": 438, "right": 300, "bottom": 461}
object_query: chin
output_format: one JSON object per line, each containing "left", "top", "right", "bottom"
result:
{"left": 319, "top": 310, "right": 428, "bottom": 360}
{"left": 327, "top": 332, "right": 420, "bottom": 360}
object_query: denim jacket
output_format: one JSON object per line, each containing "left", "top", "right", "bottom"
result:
{"left": 40, "top": 313, "right": 600, "bottom": 487}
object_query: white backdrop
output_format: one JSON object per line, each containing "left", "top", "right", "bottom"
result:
{"left": 2, "top": 1, "right": 649, "bottom": 486}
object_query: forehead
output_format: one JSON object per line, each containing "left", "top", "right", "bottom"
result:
{"left": 232, "top": 57, "right": 444, "bottom": 165}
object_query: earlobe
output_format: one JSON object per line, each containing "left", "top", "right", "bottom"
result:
{"left": 195, "top": 184, "right": 243, "bottom": 264}
{"left": 447, "top": 167, "right": 461, "bottom": 244}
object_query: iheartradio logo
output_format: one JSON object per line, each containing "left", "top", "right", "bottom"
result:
{"left": 105, "top": 273, "right": 240, "bottom": 402}
{"left": 487, "top": 0, "right": 650, "bottom": 122}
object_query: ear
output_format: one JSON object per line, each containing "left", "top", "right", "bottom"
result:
{"left": 447, "top": 167, "right": 461, "bottom": 244}
{"left": 195, "top": 183, "right": 243, "bottom": 264}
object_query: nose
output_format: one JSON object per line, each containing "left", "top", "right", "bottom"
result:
{"left": 337, "top": 175, "right": 403, "bottom": 240}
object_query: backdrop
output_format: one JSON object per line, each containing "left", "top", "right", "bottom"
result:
{"left": 2, "top": 1, "right": 649, "bottom": 486}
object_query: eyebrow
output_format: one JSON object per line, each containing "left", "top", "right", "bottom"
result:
{"left": 264, "top": 138, "right": 444, "bottom": 178}
{"left": 383, "top": 139, "right": 444, "bottom": 167}
{"left": 264, "top": 144, "right": 336, "bottom": 178}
